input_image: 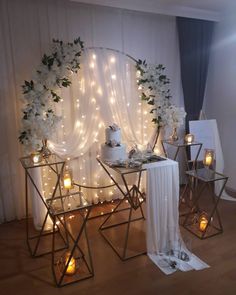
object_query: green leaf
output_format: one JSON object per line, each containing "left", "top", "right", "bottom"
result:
{"left": 148, "top": 100, "right": 154, "bottom": 105}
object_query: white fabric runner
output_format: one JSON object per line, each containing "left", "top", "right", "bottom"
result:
{"left": 143, "top": 159, "right": 209, "bottom": 274}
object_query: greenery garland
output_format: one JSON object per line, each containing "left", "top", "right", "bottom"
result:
{"left": 136, "top": 59, "right": 185, "bottom": 129}
{"left": 19, "top": 38, "right": 84, "bottom": 152}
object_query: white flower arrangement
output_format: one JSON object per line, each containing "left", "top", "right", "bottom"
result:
{"left": 19, "top": 38, "right": 84, "bottom": 152}
{"left": 136, "top": 60, "right": 186, "bottom": 129}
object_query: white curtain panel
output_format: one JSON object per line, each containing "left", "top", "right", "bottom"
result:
{"left": 0, "top": 0, "right": 183, "bottom": 223}
{"left": 47, "top": 48, "right": 154, "bottom": 205}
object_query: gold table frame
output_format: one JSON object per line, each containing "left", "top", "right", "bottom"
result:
{"left": 182, "top": 168, "right": 228, "bottom": 239}
{"left": 47, "top": 192, "right": 94, "bottom": 287}
{"left": 20, "top": 154, "right": 94, "bottom": 287}
{"left": 161, "top": 139, "right": 203, "bottom": 209}
{"left": 97, "top": 156, "right": 166, "bottom": 261}
{"left": 20, "top": 154, "right": 66, "bottom": 257}
{"left": 161, "top": 139, "right": 202, "bottom": 170}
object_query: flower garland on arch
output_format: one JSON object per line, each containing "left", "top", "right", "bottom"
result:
{"left": 19, "top": 38, "right": 84, "bottom": 152}
{"left": 136, "top": 60, "right": 186, "bottom": 129}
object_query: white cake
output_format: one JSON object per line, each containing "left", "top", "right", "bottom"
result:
{"left": 101, "top": 143, "right": 126, "bottom": 162}
{"left": 105, "top": 128, "right": 121, "bottom": 145}
{"left": 101, "top": 124, "right": 127, "bottom": 162}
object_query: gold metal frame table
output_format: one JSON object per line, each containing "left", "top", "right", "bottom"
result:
{"left": 182, "top": 168, "right": 228, "bottom": 239}
{"left": 47, "top": 192, "right": 94, "bottom": 287}
{"left": 161, "top": 139, "right": 202, "bottom": 170}
{"left": 19, "top": 154, "right": 66, "bottom": 257}
{"left": 97, "top": 156, "right": 166, "bottom": 260}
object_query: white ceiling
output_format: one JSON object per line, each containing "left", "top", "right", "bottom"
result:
{"left": 71, "top": 0, "right": 236, "bottom": 21}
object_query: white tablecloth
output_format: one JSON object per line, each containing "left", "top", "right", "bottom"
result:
{"left": 143, "top": 159, "right": 209, "bottom": 274}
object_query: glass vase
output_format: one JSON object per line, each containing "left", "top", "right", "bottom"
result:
{"left": 40, "top": 139, "right": 51, "bottom": 158}
{"left": 170, "top": 127, "right": 178, "bottom": 141}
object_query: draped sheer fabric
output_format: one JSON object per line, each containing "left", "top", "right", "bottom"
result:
{"left": 145, "top": 160, "right": 209, "bottom": 274}
{"left": 50, "top": 48, "right": 153, "bottom": 155}
{"left": 28, "top": 48, "right": 156, "bottom": 228}
{"left": 47, "top": 48, "right": 156, "bottom": 202}
{"left": 0, "top": 0, "right": 183, "bottom": 223}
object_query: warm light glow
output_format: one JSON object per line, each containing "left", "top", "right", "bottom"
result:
{"left": 154, "top": 147, "right": 160, "bottom": 155}
{"left": 65, "top": 252, "right": 76, "bottom": 275}
{"left": 97, "top": 87, "right": 103, "bottom": 95}
{"left": 63, "top": 168, "right": 73, "bottom": 190}
{"left": 110, "top": 56, "right": 116, "bottom": 63}
{"left": 75, "top": 120, "right": 81, "bottom": 127}
{"left": 31, "top": 152, "right": 42, "bottom": 164}
{"left": 90, "top": 62, "right": 95, "bottom": 69}
{"left": 199, "top": 216, "right": 208, "bottom": 232}
{"left": 110, "top": 97, "right": 115, "bottom": 104}
{"left": 185, "top": 134, "right": 194, "bottom": 144}
{"left": 203, "top": 149, "right": 214, "bottom": 167}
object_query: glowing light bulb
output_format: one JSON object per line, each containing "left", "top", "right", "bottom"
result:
{"left": 97, "top": 87, "right": 103, "bottom": 95}
{"left": 90, "top": 62, "right": 95, "bottom": 68}
{"left": 110, "top": 57, "right": 115, "bottom": 63}
{"left": 110, "top": 97, "right": 115, "bottom": 104}
{"left": 76, "top": 121, "right": 81, "bottom": 127}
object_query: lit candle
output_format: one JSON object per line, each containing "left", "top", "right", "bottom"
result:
{"left": 184, "top": 134, "right": 194, "bottom": 144}
{"left": 203, "top": 149, "right": 214, "bottom": 167}
{"left": 63, "top": 168, "right": 73, "bottom": 190}
{"left": 31, "top": 152, "right": 42, "bottom": 164}
{"left": 199, "top": 216, "right": 208, "bottom": 232}
{"left": 65, "top": 252, "right": 76, "bottom": 275}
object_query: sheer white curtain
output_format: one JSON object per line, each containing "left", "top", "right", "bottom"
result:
{"left": 0, "top": 0, "right": 183, "bottom": 223}
{"left": 47, "top": 48, "right": 155, "bottom": 205}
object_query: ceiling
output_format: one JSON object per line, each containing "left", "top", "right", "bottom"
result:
{"left": 71, "top": 0, "right": 236, "bottom": 21}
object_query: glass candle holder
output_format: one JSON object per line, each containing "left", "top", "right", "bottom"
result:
{"left": 63, "top": 168, "right": 73, "bottom": 190}
{"left": 31, "top": 152, "right": 42, "bottom": 164}
{"left": 184, "top": 133, "right": 194, "bottom": 144}
{"left": 203, "top": 149, "right": 214, "bottom": 168}
{"left": 199, "top": 213, "right": 208, "bottom": 232}
{"left": 57, "top": 251, "right": 77, "bottom": 276}
{"left": 65, "top": 252, "right": 76, "bottom": 275}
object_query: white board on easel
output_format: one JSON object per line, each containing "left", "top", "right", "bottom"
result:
{"left": 189, "top": 119, "right": 235, "bottom": 201}
{"left": 189, "top": 119, "right": 217, "bottom": 160}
